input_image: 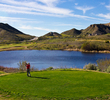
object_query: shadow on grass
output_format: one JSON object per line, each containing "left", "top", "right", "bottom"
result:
{"left": 30, "top": 76, "right": 50, "bottom": 79}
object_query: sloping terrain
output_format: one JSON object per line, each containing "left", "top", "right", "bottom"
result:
{"left": 81, "top": 24, "right": 110, "bottom": 36}
{"left": 60, "top": 23, "right": 110, "bottom": 37}
{"left": 61, "top": 28, "right": 81, "bottom": 36}
{"left": 44, "top": 32, "right": 61, "bottom": 36}
{"left": 0, "top": 23, "right": 35, "bottom": 42}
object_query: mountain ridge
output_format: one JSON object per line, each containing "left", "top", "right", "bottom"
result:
{"left": 0, "top": 23, "right": 35, "bottom": 42}
{"left": 0, "top": 23, "right": 24, "bottom": 34}
{"left": 44, "top": 32, "right": 61, "bottom": 36}
{"left": 42, "top": 22, "right": 110, "bottom": 38}
{"left": 60, "top": 22, "right": 110, "bottom": 37}
{"left": 61, "top": 28, "right": 81, "bottom": 36}
{"left": 1, "top": 22, "right": 110, "bottom": 42}
{"left": 81, "top": 23, "right": 110, "bottom": 36}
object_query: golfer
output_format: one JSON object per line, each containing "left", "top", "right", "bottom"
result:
{"left": 26, "top": 63, "right": 31, "bottom": 77}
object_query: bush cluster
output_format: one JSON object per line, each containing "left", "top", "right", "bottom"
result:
{"left": 17, "top": 61, "right": 37, "bottom": 72}
{"left": 81, "top": 42, "right": 110, "bottom": 51}
{"left": 83, "top": 63, "right": 97, "bottom": 70}
{"left": 18, "top": 61, "right": 27, "bottom": 71}
{"left": 97, "top": 58, "right": 110, "bottom": 72}
{"left": 45, "top": 67, "right": 54, "bottom": 71}
{"left": 0, "top": 66, "right": 18, "bottom": 73}
{"left": 107, "top": 66, "right": 110, "bottom": 73}
{"left": 105, "top": 40, "right": 109, "bottom": 43}
{"left": 83, "top": 58, "right": 110, "bottom": 73}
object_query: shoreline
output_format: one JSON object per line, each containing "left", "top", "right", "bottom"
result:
{"left": 65, "top": 48, "right": 110, "bottom": 53}
{"left": 0, "top": 47, "right": 110, "bottom": 53}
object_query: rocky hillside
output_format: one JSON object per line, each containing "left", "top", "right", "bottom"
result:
{"left": 105, "top": 22, "right": 110, "bottom": 27}
{"left": 44, "top": 32, "right": 61, "bottom": 36}
{"left": 61, "top": 28, "right": 81, "bottom": 36}
{"left": 0, "top": 23, "right": 35, "bottom": 42}
{"left": 61, "top": 23, "right": 110, "bottom": 37}
{"left": 81, "top": 24, "right": 110, "bottom": 36}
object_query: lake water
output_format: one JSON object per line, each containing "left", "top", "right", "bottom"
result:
{"left": 0, "top": 50, "right": 110, "bottom": 70}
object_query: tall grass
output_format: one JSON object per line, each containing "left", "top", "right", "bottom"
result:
{"left": 97, "top": 58, "right": 110, "bottom": 72}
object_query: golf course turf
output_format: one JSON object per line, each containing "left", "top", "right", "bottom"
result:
{"left": 0, "top": 70, "right": 110, "bottom": 100}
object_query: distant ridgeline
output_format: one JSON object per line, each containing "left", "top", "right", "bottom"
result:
{"left": 38, "top": 22, "right": 110, "bottom": 40}
{"left": 38, "top": 32, "right": 61, "bottom": 40}
{"left": 44, "top": 32, "right": 61, "bottom": 36}
{"left": 1, "top": 22, "right": 110, "bottom": 42}
{"left": 0, "top": 23, "right": 35, "bottom": 43}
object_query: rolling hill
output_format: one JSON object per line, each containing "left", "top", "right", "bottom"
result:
{"left": 39, "top": 22, "right": 110, "bottom": 40}
{"left": 81, "top": 23, "right": 110, "bottom": 36}
{"left": 44, "top": 32, "right": 61, "bottom": 36}
{"left": 60, "top": 22, "right": 110, "bottom": 37}
{"left": 61, "top": 28, "right": 81, "bottom": 37}
{"left": 0, "top": 23, "right": 35, "bottom": 43}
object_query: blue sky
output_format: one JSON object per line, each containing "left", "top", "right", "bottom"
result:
{"left": 0, "top": 0, "right": 110, "bottom": 36}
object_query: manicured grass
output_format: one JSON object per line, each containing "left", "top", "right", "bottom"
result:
{"left": 0, "top": 70, "right": 110, "bottom": 99}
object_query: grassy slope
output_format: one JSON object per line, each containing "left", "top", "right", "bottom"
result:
{"left": 0, "top": 70, "right": 110, "bottom": 100}
{"left": 0, "top": 43, "right": 33, "bottom": 51}
{"left": 0, "top": 34, "right": 110, "bottom": 52}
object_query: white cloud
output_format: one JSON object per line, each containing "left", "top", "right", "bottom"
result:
{"left": 0, "top": 16, "right": 42, "bottom": 24}
{"left": 56, "top": 23, "right": 73, "bottom": 26}
{"left": 106, "top": 5, "right": 110, "bottom": 10}
{"left": 0, "top": 16, "right": 25, "bottom": 22}
{"left": 75, "top": 3, "right": 78, "bottom": 6}
{"left": 0, "top": 0, "right": 108, "bottom": 22}
{"left": 0, "top": 0, "right": 73, "bottom": 17}
{"left": 97, "top": 13, "right": 110, "bottom": 19}
{"left": 20, "top": 25, "right": 58, "bottom": 32}
{"left": 100, "top": 2, "right": 105, "bottom": 5}
{"left": 0, "top": 0, "right": 96, "bottom": 19}
{"left": 75, "top": 6, "right": 94, "bottom": 14}
{"left": 96, "top": 4, "right": 110, "bottom": 20}
{"left": 36, "top": 0, "right": 59, "bottom": 7}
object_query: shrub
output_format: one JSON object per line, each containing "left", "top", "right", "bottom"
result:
{"left": 0, "top": 66, "right": 18, "bottom": 73}
{"left": 3, "top": 67, "right": 18, "bottom": 73}
{"left": 81, "top": 42, "right": 108, "bottom": 51}
{"left": 97, "top": 58, "right": 110, "bottom": 72}
{"left": 45, "top": 67, "right": 54, "bottom": 71}
{"left": 81, "top": 42, "right": 98, "bottom": 51}
{"left": 0, "top": 66, "right": 5, "bottom": 71}
{"left": 105, "top": 40, "right": 109, "bottom": 43}
{"left": 18, "top": 61, "right": 27, "bottom": 71}
{"left": 83, "top": 63, "right": 97, "bottom": 70}
{"left": 107, "top": 66, "right": 110, "bottom": 73}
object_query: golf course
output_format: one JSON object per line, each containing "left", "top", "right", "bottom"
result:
{"left": 0, "top": 69, "right": 110, "bottom": 100}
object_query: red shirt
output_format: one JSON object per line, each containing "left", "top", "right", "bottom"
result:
{"left": 26, "top": 64, "right": 30, "bottom": 69}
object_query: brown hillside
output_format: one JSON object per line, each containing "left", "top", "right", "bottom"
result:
{"left": 81, "top": 24, "right": 110, "bottom": 36}
{"left": 0, "top": 23, "right": 35, "bottom": 42}
{"left": 44, "top": 32, "right": 61, "bottom": 36}
{"left": 61, "top": 28, "right": 81, "bottom": 36}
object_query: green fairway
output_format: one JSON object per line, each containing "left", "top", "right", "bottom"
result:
{"left": 0, "top": 70, "right": 110, "bottom": 100}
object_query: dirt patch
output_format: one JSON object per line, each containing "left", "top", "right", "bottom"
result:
{"left": 0, "top": 73, "right": 10, "bottom": 76}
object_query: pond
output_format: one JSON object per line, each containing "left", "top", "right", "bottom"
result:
{"left": 0, "top": 50, "right": 110, "bottom": 70}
